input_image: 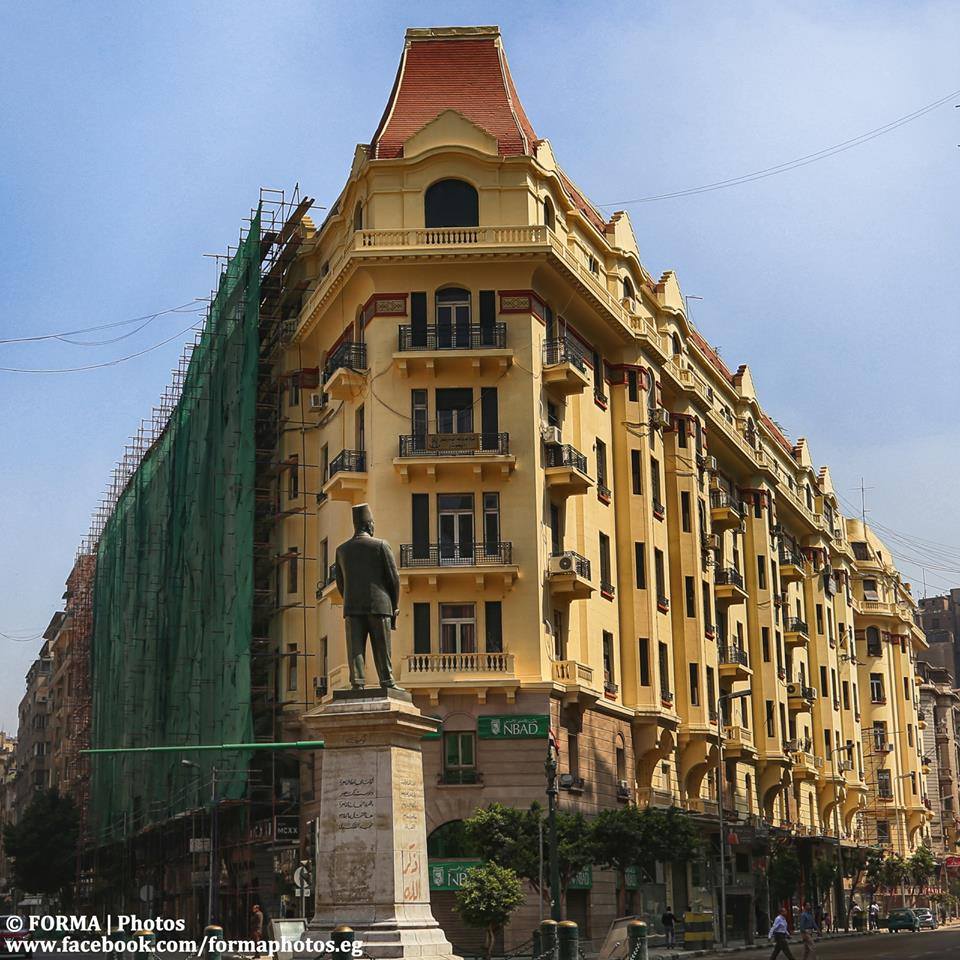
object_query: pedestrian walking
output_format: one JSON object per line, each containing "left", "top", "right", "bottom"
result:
{"left": 661, "top": 906, "right": 677, "bottom": 948}
{"left": 250, "top": 903, "right": 264, "bottom": 940}
{"left": 799, "top": 903, "right": 818, "bottom": 960}
{"left": 821, "top": 910, "right": 831, "bottom": 934}
{"left": 768, "top": 907, "right": 796, "bottom": 960}
{"left": 868, "top": 902, "right": 879, "bottom": 931}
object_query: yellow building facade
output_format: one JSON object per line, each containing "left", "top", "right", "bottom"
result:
{"left": 265, "top": 25, "right": 930, "bottom": 945}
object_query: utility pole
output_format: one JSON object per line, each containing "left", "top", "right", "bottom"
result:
{"left": 545, "top": 733, "right": 561, "bottom": 921}
{"left": 208, "top": 765, "right": 219, "bottom": 926}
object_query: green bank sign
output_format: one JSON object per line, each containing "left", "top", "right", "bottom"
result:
{"left": 477, "top": 714, "right": 549, "bottom": 739}
{"left": 429, "top": 860, "right": 482, "bottom": 890}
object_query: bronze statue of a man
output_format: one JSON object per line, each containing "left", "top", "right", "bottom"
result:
{"left": 334, "top": 503, "right": 402, "bottom": 689}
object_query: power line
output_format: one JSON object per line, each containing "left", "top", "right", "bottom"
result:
{"left": 598, "top": 86, "right": 960, "bottom": 206}
{"left": 0, "top": 321, "right": 202, "bottom": 374}
{"left": 0, "top": 300, "right": 204, "bottom": 345}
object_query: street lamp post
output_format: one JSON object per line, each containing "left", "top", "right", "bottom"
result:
{"left": 183, "top": 760, "right": 219, "bottom": 925}
{"left": 545, "top": 736, "right": 561, "bottom": 922}
{"left": 717, "top": 688, "right": 752, "bottom": 949}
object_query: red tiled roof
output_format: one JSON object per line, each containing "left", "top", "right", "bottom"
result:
{"left": 369, "top": 31, "right": 536, "bottom": 159}
{"left": 688, "top": 327, "right": 735, "bottom": 385}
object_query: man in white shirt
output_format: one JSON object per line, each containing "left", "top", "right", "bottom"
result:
{"left": 768, "top": 907, "right": 796, "bottom": 960}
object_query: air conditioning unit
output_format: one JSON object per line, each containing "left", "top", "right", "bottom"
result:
{"left": 786, "top": 683, "right": 800, "bottom": 697}
{"left": 784, "top": 739, "right": 800, "bottom": 753}
{"left": 705, "top": 455, "right": 719, "bottom": 473}
{"left": 549, "top": 552, "right": 579, "bottom": 575}
{"left": 309, "top": 392, "right": 327, "bottom": 411}
{"left": 541, "top": 425, "right": 563, "bottom": 446}
{"left": 651, "top": 408, "right": 672, "bottom": 430}
{"left": 704, "top": 534, "right": 721, "bottom": 551}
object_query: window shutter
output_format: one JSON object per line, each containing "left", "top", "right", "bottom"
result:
{"left": 485, "top": 601, "right": 503, "bottom": 653}
{"left": 413, "top": 603, "right": 431, "bottom": 654}
{"left": 411, "top": 291, "right": 427, "bottom": 347}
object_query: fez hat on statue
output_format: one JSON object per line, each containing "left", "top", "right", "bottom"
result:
{"left": 352, "top": 503, "right": 374, "bottom": 528}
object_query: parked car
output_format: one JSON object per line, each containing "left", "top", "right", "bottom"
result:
{"left": 885, "top": 908, "right": 920, "bottom": 932}
{"left": 914, "top": 908, "right": 937, "bottom": 929}
{"left": 0, "top": 917, "right": 27, "bottom": 955}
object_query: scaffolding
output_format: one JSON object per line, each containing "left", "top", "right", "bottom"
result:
{"left": 80, "top": 188, "right": 315, "bottom": 927}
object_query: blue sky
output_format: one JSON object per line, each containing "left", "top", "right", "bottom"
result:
{"left": 1, "top": 1, "right": 958, "bottom": 730}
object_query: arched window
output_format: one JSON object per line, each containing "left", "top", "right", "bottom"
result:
{"left": 671, "top": 333, "right": 681, "bottom": 356}
{"left": 353, "top": 201, "right": 363, "bottom": 231}
{"left": 622, "top": 276, "right": 635, "bottom": 301}
{"left": 424, "top": 179, "right": 478, "bottom": 228}
{"left": 543, "top": 196, "right": 556, "bottom": 230}
{"left": 435, "top": 287, "right": 471, "bottom": 348}
{"left": 615, "top": 734, "right": 627, "bottom": 782}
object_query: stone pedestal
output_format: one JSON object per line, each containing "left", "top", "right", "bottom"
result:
{"left": 303, "top": 689, "right": 459, "bottom": 960}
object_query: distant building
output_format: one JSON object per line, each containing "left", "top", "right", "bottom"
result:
{"left": 0, "top": 731, "right": 17, "bottom": 902}
{"left": 918, "top": 659, "right": 960, "bottom": 853}
{"left": 15, "top": 637, "right": 53, "bottom": 812}
{"left": 918, "top": 590, "right": 960, "bottom": 683}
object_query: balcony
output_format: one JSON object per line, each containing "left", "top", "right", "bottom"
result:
{"left": 600, "top": 580, "right": 616, "bottom": 601}
{"left": 714, "top": 567, "right": 747, "bottom": 607}
{"left": 552, "top": 659, "right": 597, "bottom": 691}
{"left": 544, "top": 443, "right": 593, "bottom": 496}
{"left": 722, "top": 724, "right": 756, "bottom": 758}
{"left": 872, "top": 740, "right": 894, "bottom": 754}
{"left": 936, "top": 723, "right": 950, "bottom": 742}
{"left": 322, "top": 449, "right": 367, "bottom": 503}
{"left": 710, "top": 489, "right": 744, "bottom": 531}
{"left": 542, "top": 338, "right": 590, "bottom": 396}
{"left": 791, "top": 750, "right": 820, "bottom": 781}
{"left": 718, "top": 645, "right": 751, "bottom": 681}
{"left": 398, "top": 541, "right": 518, "bottom": 593}
{"left": 779, "top": 549, "right": 806, "bottom": 584}
{"left": 547, "top": 551, "right": 594, "bottom": 600}
{"left": 784, "top": 617, "right": 809, "bottom": 648}
{"left": 323, "top": 341, "right": 367, "bottom": 399}
{"left": 394, "top": 432, "right": 515, "bottom": 482}
{"left": 652, "top": 498, "right": 666, "bottom": 522}
{"left": 316, "top": 563, "right": 342, "bottom": 606}
{"left": 788, "top": 684, "right": 817, "bottom": 712}
{"left": 403, "top": 651, "right": 516, "bottom": 684}
{"left": 657, "top": 594, "right": 670, "bottom": 613}
{"left": 394, "top": 322, "right": 512, "bottom": 377}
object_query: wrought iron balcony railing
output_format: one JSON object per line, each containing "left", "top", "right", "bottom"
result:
{"left": 323, "top": 341, "right": 367, "bottom": 381}
{"left": 399, "top": 541, "right": 513, "bottom": 568}
{"left": 543, "top": 337, "right": 588, "bottom": 371}
{"left": 785, "top": 617, "right": 809, "bottom": 635}
{"left": 544, "top": 443, "right": 587, "bottom": 473}
{"left": 398, "top": 432, "right": 509, "bottom": 457}
{"left": 715, "top": 567, "right": 744, "bottom": 589}
{"left": 329, "top": 449, "right": 366, "bottom": 477}
{"left": 397, "top": 321, "right": 507, "bottom": 351}
{"left": 719, "top": 645, "right": 749, "bottom": 667}
{"left": 710, "top": 489, "right": 744, "bottom": 514}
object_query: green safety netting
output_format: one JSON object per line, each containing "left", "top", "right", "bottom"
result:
{"left": 90, "top": 211, "right": 261, "bottom": 839}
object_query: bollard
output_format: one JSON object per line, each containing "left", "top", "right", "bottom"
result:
{"left": 333, "top": 924, "right": 355, "bottom": 957}
{"left": 557, "top": 921, "right": 578, "bottom": 960}
{"left": 203, "top": 924, "right": 224, "bottom": 960}
{"left": 627, "top": 920, "right": 648, "bottom": 960}
{"left": 532, "top": 929, "right": 542, "bottom": 959}
{"left": 540, "top": 919, "right": 559, "bottom": 960}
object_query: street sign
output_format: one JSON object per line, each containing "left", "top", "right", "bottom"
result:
{"left": 275, "top": 816, "right": 299, "bottom": 842}
{"left": 568, "top": 865, "right": 593, "bottom": 889}
{"left": 293, "top": 865, "right": 311, "bottom": 893}
{"left": 477, "top": 715, "right": 549, "bottom": 739}
{"left": 189, "top": 837, "right": 211, "bottom": 853}
{"left": 428, "top": 860, "right": 482, "bottom": 890}
{"left": 139, "top": 884, "right": 154, "bottom": 903}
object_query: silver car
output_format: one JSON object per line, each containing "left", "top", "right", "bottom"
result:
{"left": 914, "top": 908, "right": 938, "bottom": 930}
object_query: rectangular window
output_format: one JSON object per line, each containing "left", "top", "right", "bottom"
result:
{"left": 413, "top": 603, "right": 431, "bottom": 654}
{"left": 816, "top": 604, "right": 824, "bottom": 634}
{"left": 681, "top": 492, "right": 691, "bottom": 532}
{"left": 703, "top": 582, "right": 713, "bottom": 629}
{"left": 318, "top": 636, "right": 328, "bottom": 688}
{"left": 658, "top": 642, "right": 670, "bottom": 697}
{"left": 443, "top": 732, "right": 477, "bottom": 784}
{"left": 286, "top": 643, "right": 298, "bottom": 691}
{"left": 599, "top": 533, "right": 612, "bottom": 589}
{"left": 355, "top": 404, "right": 365, "bottom": 450}
{"left": 689, "top": 663, "right": 700, "bottom": 706}
{"left": 567, "top": 733, "right": 580, "bottom": 777}
{"left": 287, "top": 547, "right": 299, "bottom": 594}
{"left": 602, "top": 631, "right": 614, "bottom": 682}
{"left": 877, "top": 769, "right": 892, "bottom": 799}
{"left": 485, "top": 601, "right": 503, "bottom": 653}
{"left": 440, "top": 603, "right": 476, "bottom": 654}
{"left": 596, "top": 439, "right": 608, "bottom": 491}
{"left": 627, "top": 369, "right": 638, "bottom": 402}
{"left": 685, "top": 576, "right": 695, "bottom": 618}
{"left": 289, "top": 372, "right": 300, "bottom": 408}
{"left": 319, "top": 539, "right": 329, "bottom": 586}
{"left": 820, "top": 666, "right": 828, "bottom": 693}
{"left": 824, "top": 730, "right": 832, "bottom": 759}
{"left": 706, "top": 666, "right": 715, "bottom": 711}
{"left": 634, "top": 542, "right": 646, "bottom": 589}
{"left": 677, "top": 419, "right": 688, "bottom": 448}
{"left": 863, "top": 578, "right": 879, "bottom": 601}
{"left": 907, "top": 723, "right": 914, "bottom": 748}
{"left": 870, "top": 673, "right": 884, "bottom": 703}
{"left": 411, "top": 389, "right": 428, "bottom": 440}
{"left": 757, "top": 555, "right": 766, "bottom": 590}
{"left": 903, "top": 676, "right": 910, "bottom": 700}
{"left": 877, "top": 820, "right": 890, "bottom": 843}
{"left": 650, "top": 457, "right": 662, "bottom": 505}
{"left": 639, "top": 638, "right": 650, "bottom": 686}
{"left": 762, "top": 626, "right": 771, "bottom": 663}
{"left": 766, "top": 700, "right": 775, "bottom": 737}
{"left": 483, "top": 492, "right": 500, "bottom": 551}
{"left": 289, "top": 454, "right": 299, "bottom": 499}
{"left": 831, "top": 668, "right": 838, "bottom": 703}
{"left": 842, "top": 680, "right": 850, "bottom": 710}
{"left": 320, "top": 443, "right": 329, "bottom": 486}
{"left": 631, "top": 449, "right": 642, "bottom": 494}
{"left": 654, "top": 548, "right": 666, "bottom": 600}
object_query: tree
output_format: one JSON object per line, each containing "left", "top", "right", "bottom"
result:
{"left": 3, "top": 790, "right": 79, "bottom": 906}
{"left": 812, "top": 858, "right": 840, "bottom": 912}
{"left": 463, "top": 803, "right": 594, "bottom": 914}
{"left": 455, "top": 862, "right": 525, "bottom": 960}
{"left": 590, "top": 806, "right": 700, "bottom": 914}
{"left": 906, "top": 845, "right": 937, "bottom": 896}
{"left": 841, "top": 847, "right": 875, "bottom": 929}
{"left": 768, "top": 841, "right": 801, "bottom": 907}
